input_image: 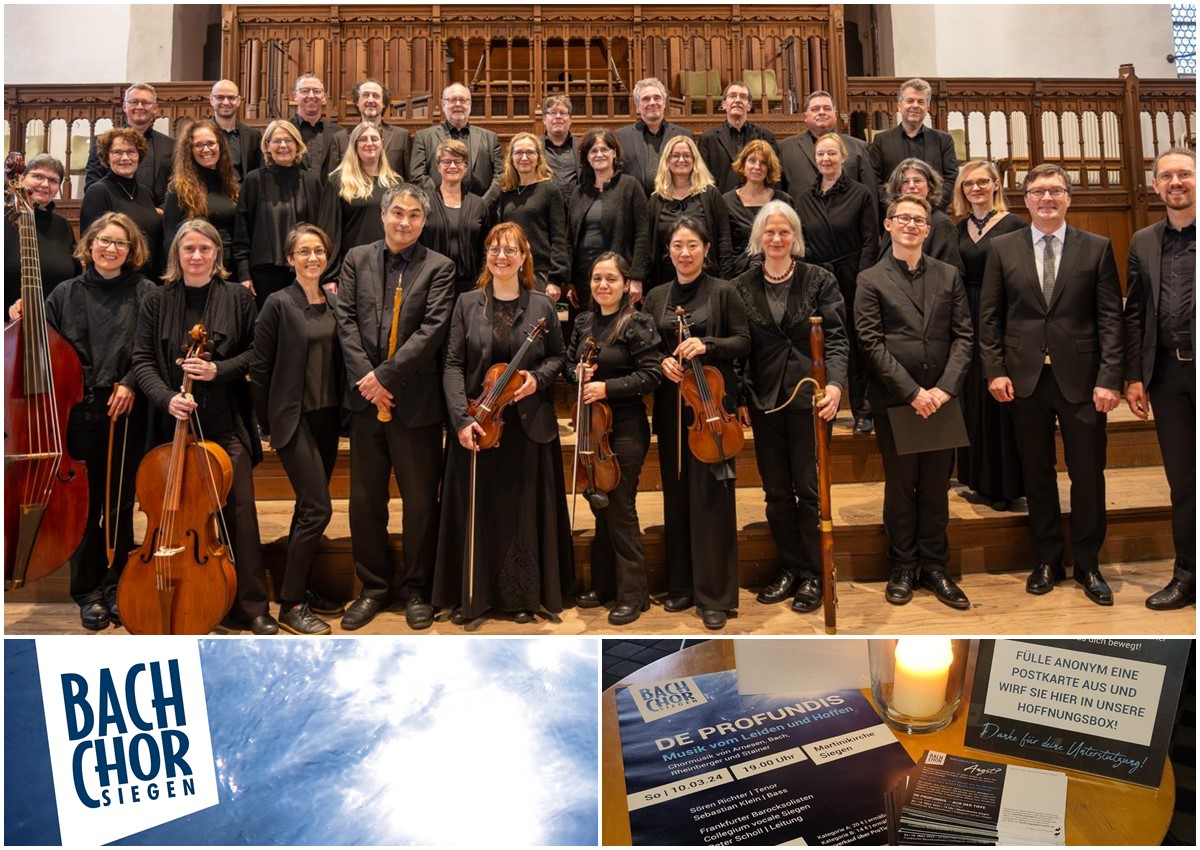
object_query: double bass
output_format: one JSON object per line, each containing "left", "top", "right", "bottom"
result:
{"left": 4, "top": 151, "right": 89, "bottom": 590}
{"left": 569, "top": 337, "right": 620, "bottom": 513}
{"left": 117, "top": 325, "right": 237, "bottom": 634}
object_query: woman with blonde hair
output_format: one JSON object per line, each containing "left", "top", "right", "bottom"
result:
{"left": 725, "top": 139, "right": 793, "bottom": 275}
{"left": 163, "top": 119, "right": 240, "bottom": 275}
{"left": 498, "top": 132, "right": 570, "bottom": 301}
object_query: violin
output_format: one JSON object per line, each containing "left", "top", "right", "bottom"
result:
{"left": 569, "top": 337, "right": 620, "bottom": 510}
{"left": 117, "top": 325, "right": 237, "bottom": 634}
{"left": 674, "top": 306, "right": 744, "bottom": 464}
{"left": 4, "top": 151, "right": 89, "bottom": 590}
{"left": 466, "top": 317, "right": 548, "bottom": 450}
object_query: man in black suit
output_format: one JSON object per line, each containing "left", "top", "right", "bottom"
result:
{"left": 409, "top": 83, "right": 504, "bottom": 209}
{"left": 84, "top": 82, "right": 173, "bottom": 205}
{"left": 979, "top": 164, "right": 1125, "bottom": 605}
{"left": 856, "top": 195, "right": 973, "bottom": 609}
{"left": 869, "top": 78, "right": 958, "bottom": 210}
{"left": 541, "top": 95, "right": 578, "bottom": 207}
{"left": 209, "top": 79, "right": 262, "bottom": 182}
{"left": 326, "top": 79, "right": 411, "bottom": 180}
{"left": 698, "top": 81, "right": 779, "bottom": 193}
{"left": 289, "top": 73, "right": 342, "bottom": 180}
{"left": 1124, "top": 148, "right": 1196, "bottom": 610}
{"left": 778, "top": 90, "right": 876, "bottom": 199}
{"left": 333, "top": 183, "right": 457, "bottom": 630}
{"left": 614, "top": 77, "right": 694, "bottom": 196}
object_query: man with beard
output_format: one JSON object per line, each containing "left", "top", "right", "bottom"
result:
{"left": 698, "top": 81, "right": 779, "bottom": 193}
{"left": 409, "top": 83, "right": 504, "bottom": 210}
{"left": 327, "top": 79, "right": 411, "bottom": 180}
{"left": 208, "top": 79, "right": 262, "bottom": 182}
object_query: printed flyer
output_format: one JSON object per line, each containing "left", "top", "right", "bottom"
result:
{"left": 4, "top": 637, "right": 598, "bottom": 846}
{"left": 616, "top": 669, "right": 915, "bottom": 845}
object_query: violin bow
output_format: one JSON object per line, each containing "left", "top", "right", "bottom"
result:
{"left": 674, "top": 307, "right": 686, "bottom": 480}
{"left": 103, "top": 384, "right": 131, "bottom": 570}
{"left": 569, "top": 356, "right": 585, "bottom": 531}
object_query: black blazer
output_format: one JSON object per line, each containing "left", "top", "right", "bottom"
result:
{"left": 779, "top": 131, "right": 877, "bottom": 200}
{"left": 854, "top": 255, "right": 973, "bottom": 410}
{"left": 567, "top": 173, "right": 652, "bottom": 283}
{"left": 250, "top": 282, "right": 345, "bottom": 448}
{"left": 443, "top": 286, "right": 565, "bottom": 444}
{"left": 233, "top": 164, "right": 323, "bottom": 279}
{"left": 410, "top": 124, "right": 505, "bottom": 210}
{"left": 614, "top": 120, "right": 695, "bottom": 196}
{"left": 290, "top": 114, "right": 344, "bottom": 179}
{"left": 978, "top": 226, "right": 1124, "bottom": 404}
{"left": 697, "top": 121, "right": 780, "bottom": 194}
{"left": 1124, "top": 219, "right": 1196, "bottom": 390}
{"left": 647, "top": 185, "right": 737, "bottom": 287}
{"left": 327, "top": 123, "right": 411, "bottom": 181}
{"left": 333, "top": 240, "right": 457, "bottom": 423}
{"left": 85, "top": 126, "right": 174, "bottom": 206}
{"left": 869, "top": 124, "right": 959, "bottom": 209}
{"left": 734, "top": 261, "right": 849, "bottom": 412}
{"left": 419, "top": 186, "right": 493, "bottom": 289}
{"left": 224, "top": 121, "right": 263, "bottom": 182}
{"left": 795, "top": 176, "right": 879, "bottom": 284}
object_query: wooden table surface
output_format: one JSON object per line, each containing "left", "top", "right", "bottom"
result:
{"left": 601, "top": 640, "right": 1176, "bottom": 846}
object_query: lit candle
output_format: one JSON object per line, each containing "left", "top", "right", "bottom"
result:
{"left": 892, "top": 637, "right": 953, "bottom": 718}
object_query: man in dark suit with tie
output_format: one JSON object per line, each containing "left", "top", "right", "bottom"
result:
{"left": 333, "top": 183, "right": 457, "bottom": 630}
{"left": 409, "top": 83, "right": 504, "bottom": 210}
{"left": 869, "top": 78, "right": 958, "bottom": 211}
{"left": 979, "top": 164, "right": 1125, "bottom": 605}
{"left": 84, "top": 82, "right": 173, "bottom": 205}
{"left": 856, "top": 195, "right": 973, "bottom": 609}
{"left": 698, "top": 81, "right": 779, "bottom": 193}
{"left": 614, "top": 77, "right": 694, "bottom": 196}
{"left": 209, "top": 79, "right": 262, "bottom": 182}
{"left": 326, "top": 79, "right": 411, "bottom": 180}
{"left": 1124, "top": 148, "right": 1196, "bottom": 610}
{"left": 778, "top": 90, "right": 876, "bottom": 199}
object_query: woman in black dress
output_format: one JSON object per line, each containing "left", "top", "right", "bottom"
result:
{"left": 433, "top": 222, "right": 573, "bottom": 628}
{"left": 564, "top": 252, "right": 661, "bottom": 626}
{"left": 879, "top": 157, "right": 965, "bottom": 276}
{"left": 951, "top": 159, "right": 1028, "bottom": 510}
{"left": 80, "top": 129, "right": 165, "bottom": 279}
{"left": 42, "top": 212, "right": 156, "bottom": 630}
{"left": 796, "top": 132, "right": 878, "bottom": 434}
{"left": 132, "top": 219, "right": 275, "bottom": 634}
{"left": 318, "top": 122, "right": 403, "bottom": 283}
{"left": 647, "top": 136, "right": 736, "bottom": 290}
{"left": 498, "top": 132, "right": 570, "bottom": 301}
{"left": 233, "top": 119, "right": 322, "bottom": 309}
{"left": 163, "top": 119, "right": 239, "bottom": 275}
{"left": 566, "top": 128, "right": 651, "bottom": 310}
{"left": 644, "top": 218, "right": 750, "bottom": 630}
{"left": 419, "top": 139, "right": 491, "bottom": 296}
{"left": 251, "top": 224, "right": 344, "bottom": 635}
{"left": 4, "top": 154, "right": 79, "bottom": 313}
{"left": 723, "top": 140, "right": 792, "bottom": 276}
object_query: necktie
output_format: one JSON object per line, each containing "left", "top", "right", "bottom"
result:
{"left": 1041, "top": 234, "right": 1057, "bottom": 304}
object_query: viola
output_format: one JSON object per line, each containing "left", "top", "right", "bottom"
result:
{"left": 4, "top": 151, "right": 89, "bottom": 590}
{"left": 569, "top": 337, "right": 620, "bottom": 509}
{"left": 117, "top": 325, "right": 237, "bottom": 634}
{"left": 674, "top": 306, "right": 744, "bottom": 464}
{"left": 466, "top": 317, "right": 548, "bottom": 450}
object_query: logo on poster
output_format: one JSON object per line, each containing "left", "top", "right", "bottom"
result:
{"left": 629, "top": 677, "right": 709, "bottom": 722}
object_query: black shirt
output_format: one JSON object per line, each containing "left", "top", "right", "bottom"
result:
{"left": 318, "top": 172, "right": 389, "bottom": 279}
{"left": 4, "top": 202, "right": 80, "bottom": 309}
{"left": 901, "top": 125, "right": 931, "bottom": 164}
{"left": 543, "top": 134, "right": 579, "bottom": 207}
{"left": 303, "top": 300, "right": 339, "bottom": 411}
{"left": 379, "top": 242, "right": 417, "bottom": 348}
{"left": 1159, "top": 221, "right": 1195, "bottom": 350}
{"left": 162, "top": 166, "right": 238, "bottom": 275}
{"left": 499, "top": 180, "right": 571, "bottom": 287}
{"left": 888, "top": 250, "right": 928, "bottom": 308}
{"left": 79, "top": 172, "right": 166, "bottom": 279}
{"left": 183, "top": 282, "right": 236, "bottom": 435}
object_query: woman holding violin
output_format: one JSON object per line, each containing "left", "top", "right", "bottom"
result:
{"left": 432, "top": 222, "right": 574, "bottom": 627}
{"left": 132, "top": 219, "right": 275, "bottom": 634}
{"left": 733, "top": 201, "right": 848, "bottom": 615}
{"left": 563, "top": 252, "right": 662, "bottom": 626}
{"left": 644, "top": 217, "right": 750, "bottom": 630}
{"left": 38, "top": 213, "right": 156, "bottom": 630}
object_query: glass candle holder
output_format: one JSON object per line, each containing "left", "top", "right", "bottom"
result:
{"left": 868, "top": 638, "right": 969, "bottom": 734}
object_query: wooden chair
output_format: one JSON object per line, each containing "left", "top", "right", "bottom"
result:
{"left": 743, "top": 69, "right": 783, "bottom": 111}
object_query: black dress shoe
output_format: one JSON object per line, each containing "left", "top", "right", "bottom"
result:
{"left": 405, "top": 596, "right": 434, "bottom": 630}
{"left": 341, "top": 595, "right": 388, "bottom": 630}
{"left": 1074, "top": 569, "right": 1113, "bottom": 606}
{"left": 1146, "top": 578, "right": 1196, "bottom": 610}
{"left": 575, "top": 590, "right": 604, "bottom": 609}
{"left": 990, "top": 499, "right": 1012, "bottom": 511}
{"left": 920, "top": 570, "right": 971, "bottom": 610}
{"left": 279, "top": 604, "right": 331, "bottom": 636}
{"left": 663, "top": 595, "right": 694, "bottom": 613}
{"left": 756, "top": 572, "right": 797, "bottom": 604}
{"left": 791, "top": 577, "right": 823, "bottom": 613}
{"left": 304, "top": 587, "right": 345, "bottom": 616}
{"left": 80, "top": 600, "right": 110, "bottom": 631}
{"left": 107, "top": 600, "right": 122, "bottom": 628}
{"left": 513, "top": 610, "right": 535, "bottom": 624}
{"left": 449, "top": 607, "right": 465, "bottom": 626}
{"left": 853, "top": 416, "right": 874, "bottom": 435}
{"left": 701, "top": 609, "right": 728, "bottom": 630}
{"left": 885, "top": 569, "right": 916, "bottom": 605}
{"left": 249, "top": 614, "right": 280, "bottom": 635}
{"left": 609, "top": 599, "right": 649, "bottom": 626}
{"left": 1025, "top": 562, "right": 1065, "bottom": 595}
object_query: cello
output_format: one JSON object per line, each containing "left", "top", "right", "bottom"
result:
{"left": 674, "top": 306, "right": 744, "bottom": 464}
{"left": 4, "top": 151, "right": 89, "bottom": 590}
{"left": 117, "top": 324, "right": 237, "bottom": 634}
{"left": 569, "top": 337, "right": 620, "bottom": 514}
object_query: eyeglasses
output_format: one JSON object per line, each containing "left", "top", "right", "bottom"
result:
{"left": 95, "top": 235, "right": 132, "bottom": 251}
{"left": 293, "top": 248, "right": 327, "bottom": 259}
{"left": 124, "top": 99, "right": 155, "bottom": 108}
{"left": 438, "top": 159, "right": 466, "bottom": 168}
{"left": 961, "top": 178, "right": 993, "bottom": 190}
{"left": 546, "top": 110, "right": 570, "bottom": 117}
{"left": 889, "top": 214, "right": 929, "bottom": 227}
{"left": 486, "top": 246, "right": 521, "bottom": 258}
{"left": 1025, "top": 187, "right": 1068, "bottom": 199}
{"left": 725, "top": 92, "right": 750, "bottom": 102}
{"left": 588, "top": 146, "right": 613, "bottom": 156}
{"left": 899, "top": 176, "right": 928, "bottom": 186}
{"left": 512, "top": 150, "right": 537, "bottom": 159}
{"left": 668, "top": 152, "right": 694, "bottom": 161}
{"left": 268, "top": 138, "right": 294, "bottom": 147}
{"left": 1156, "top": 169, "right": 1196, "bottom": 182}
{"left": 444, "top": 96, "right": 471, "bottom": 104}
{"left": 26, "top": 172, "right": 62, "bottom": 187}
{"left": 296, "top": 87, "right": 325, "bottom": 96}
{"left": 192, "top": 141, "right": 219, "bottom": 151}
{"left": 110, "top": 149, "right": 139, "bottom": 161}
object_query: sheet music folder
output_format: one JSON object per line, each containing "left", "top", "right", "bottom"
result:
{"left": 886, "top": 396, "right": 969, "bottom": 455}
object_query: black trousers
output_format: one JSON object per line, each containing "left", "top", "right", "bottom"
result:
{"left": 874, "top": 409, "right": 953, "bottom": 571}
{"left": 1149, "top": 352, "right": 1195, "bottom": 581}
{"left": 587, "top": 411, "right": 650, "bottom": 607}
{"left": 1008, "top": 365, "right": 1108, "bottom": 572}
{"left": 273, "top": 407, "right": 340, "bottom": 605}
{"left": 749, "top": 406, "right": 823, "bottom": 581}
{"left": 212, "top": 432, "right": 270, "bottom": 619}
{"left": 349, "top": 409, "right": 442, "bottom": 600}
